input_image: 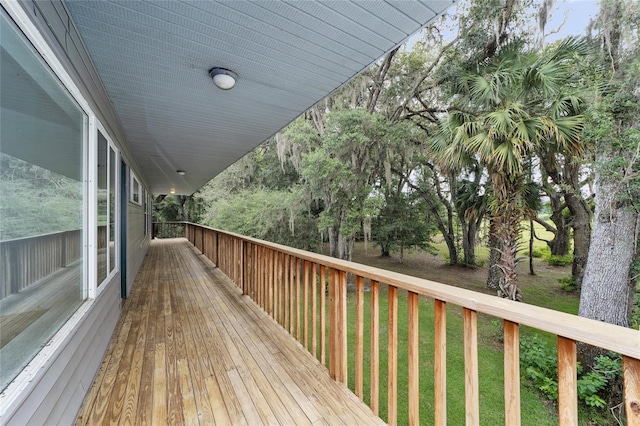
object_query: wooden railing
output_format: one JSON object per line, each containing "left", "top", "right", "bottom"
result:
{"left": 0, "top": 229, "right": 82, "bottom": 299}
{"left": 182, "top": 222, "right": 640, "bottom": 426}
{"left": 0, "top": 227, "right": 110, "bottom": 300}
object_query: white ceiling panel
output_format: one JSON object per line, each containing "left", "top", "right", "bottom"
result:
{"left": 64, "top": 0, "right": 454, "bottom": 194}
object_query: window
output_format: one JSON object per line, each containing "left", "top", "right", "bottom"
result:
{"left": 97, "top": 129, "right": 118, "bottom": 287}
{"left": 130, "top": 173, "right": 141, "bottom": 205}
{"left": 0, "top": 10, "right": 87, "bottom": 390}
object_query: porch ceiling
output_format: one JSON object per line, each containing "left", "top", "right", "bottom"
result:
{"left": 65, "top": 0, "right": 454, "bottom": 195}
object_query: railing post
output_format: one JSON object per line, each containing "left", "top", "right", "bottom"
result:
{"left": 328, "top": 268, "right": 347, "bottom": 384}
{"left": 408, "top": 291, "right": 419, "bottom": 426}
{"left": 464, "top": 308, "right": 479, "bottom": 426}
{"left": 434, "top": 300, "right": 447, "bottom": 426}
{"left": 388, "top": 285, "right": 398, "bottom": 426}
{"left": 241, "top": 240, "right": 247, "bottom": 295}
{"left": 214, "top": 232, "right": 219, "bottom": 268}
{"left": 504, "top": 320, "right": 521, "bottom": 426}
{"left": 60, "top": 231, "right": 68, "bottom": 267}
{"left": 557, "top": 337, "right": 578, "bottom": 426}
{"left": 623, "top": 356, "right": 640, "bottom": 425}
{"left": 370, "top": 279, "right": 380, "bottom": 415}
{"left": 355, "top": 276, "right": 365, "bottom": 399}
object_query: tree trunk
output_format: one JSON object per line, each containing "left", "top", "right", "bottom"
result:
{"left": 461, "top": 219, "right": 478, "bottom": 267}
{"left": 328, "top": 226, "right": 338, "bottom": 258}
{"left": 547, "top": 192, "right": 570, "bottom": 256}
{"left": 563, "top": 157, "right": 592, "bottom": 289}
{"left": 338, "top": 234, "right": 347, "bottom": 260}
{"left": 566, "top": 194, "right": 592, "bottom": 289}
{"left": 487, "top": 219, "right": 502, "bottom": 290}
{"left": 490, "top": 173, "right": 523, "bottom": 301}
{"left": 579, "top": 171, "right": 638, "bottom": 364}
{"left": 529, "top": 220, "right": 535, "bottom": 275}
{"left": 579, "top": 187, "right": 636, "bottom": 327}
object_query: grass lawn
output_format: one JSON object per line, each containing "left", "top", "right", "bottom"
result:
{"left": 340, "top": 222, "right": 589, "bottom": 425}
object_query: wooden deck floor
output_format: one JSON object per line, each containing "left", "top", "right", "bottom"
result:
{"left": 76, "top": 238, "right": 384, "bottom": 425}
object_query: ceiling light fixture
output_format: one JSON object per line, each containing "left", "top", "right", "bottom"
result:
{"left": 177, "top": 170, "right": 186, "bottom": 176}
{"left": 170, "top": 188, "right": 176, "bottom": 194}
{"left": 209, "top": 67, "right": 238, "bottom": 90}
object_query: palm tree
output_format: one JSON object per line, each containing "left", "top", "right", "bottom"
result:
{"left": 430, "top": 39, "right": 586, "bottom": 300}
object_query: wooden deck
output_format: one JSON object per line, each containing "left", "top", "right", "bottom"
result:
{"left": 76, "top": 238, "right": 384, "bottom": 425}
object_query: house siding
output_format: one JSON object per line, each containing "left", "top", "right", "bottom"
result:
{"left": 5, "top": 281, "right": 120, "bottom": 426}
{"left": 127, "top": 201, "right": 148, "bottom": 298}
{"left": 1, "top": 1, "right": 150, "bottom": 423}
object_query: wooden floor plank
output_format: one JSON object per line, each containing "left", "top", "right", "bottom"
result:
{"left": 76, "top": 238, "right": 384, "bottom": 426}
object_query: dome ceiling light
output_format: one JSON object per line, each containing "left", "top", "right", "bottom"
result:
{"left": 209, "top": 67, "right": 238, "bottom": 90}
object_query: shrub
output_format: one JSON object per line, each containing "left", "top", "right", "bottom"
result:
{"left": 546, "top": 254, "right": 573, "bottom": 266}
{"left": 520, "top": 336, "right": 622, "bottom": 411}
{"left": 558, "top": 276, "right": 578, "bottom": 292}
{"left": 530, "top": 247, "right": 547, "bottom": 258}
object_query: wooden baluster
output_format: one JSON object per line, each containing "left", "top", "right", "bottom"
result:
{"left": 434, "top": 299, "right": 447, "bottom": 426}
{"left": 329, "top": 269, "right": 347, "bottom": 384}
{"left": 388, "top": 285, "right": 398, "bottom": 426}
{"left": 269, "top": 249, "right": 275, "bottom": 318}
{"left": 464, "top": 308, "right": 479, "bottom": 426}
{"left": 311, "top": 262, "right": 318, "bottom": 358}
{"left": 320, "top": 265, "right": 326, "bottom": 366}
{"left": 355, "top": 276, "right": 365, "bottom": 399}
{"left": 408, "top": 291, "right": 419, "bottom": 426}
{"left": 370, "top": 279, "right": 380, "bottom": 415}
{"left": 296, "top": 257, "right": 301, "bottom": 341}
{"left": 504, "top": 320, "right": 521, "bottom": 426}
{"left": 240, "top": 241, "right": 246, "bottom": 295}
{"left": 304, "top": 260, "right": 310, "bottom": 350}
{"left": 214, "top": 232, "right": 219, "bottom": 268}
{"left": 623, "top": 356, "right": 640, "bottom": 426}
{"left": 284, "top": 255, "right": 290, "bottom": 331}
{"left": 290, "top": 256, "right": 295, "bottom": 335}
{"left": 274, "top": 252, "right": 280, "bottom": 325}
{"left": 557, "top": 337, "right": 578, "bottom": 426}
{"left": 251, "top": 244, "right": 267, "bottom": 304}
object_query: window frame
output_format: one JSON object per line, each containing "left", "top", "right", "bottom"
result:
{"left": 92, "top": 118, "right": 120, "bottom": 296}
{"left": 0, "top": 1, "right": 97, "bottom": 413}
{"left": 130, "top": 172, "right": 142, "bottom": 206}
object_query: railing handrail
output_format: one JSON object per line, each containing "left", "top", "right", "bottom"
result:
{"left": 180, "top": 221, "right": 639, "bottom": 359}
{"left": 0, "top": 228, "right": 81, "bottom": 245}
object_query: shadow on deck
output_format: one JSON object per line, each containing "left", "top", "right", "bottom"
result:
{"left": 76, "top": 238, "right": 383, "bottom": 425}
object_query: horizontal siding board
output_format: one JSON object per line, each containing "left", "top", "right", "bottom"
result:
{"left": 5, "top": 280, "right": 120, "bottom": 425}
{"left": 126, "top": 204, "right": 147, "bottom": 297}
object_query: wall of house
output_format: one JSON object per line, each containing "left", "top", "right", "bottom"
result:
{"left": 0, "top": 1, "right": 150, "bottom": 424}
{"left": 127, "top": 201, "right": 148, "bottom": 298}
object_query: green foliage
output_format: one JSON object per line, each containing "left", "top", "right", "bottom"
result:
{"left": 0, "top": 153, "right": 83, "bottom": 240}
{"left": 372, "top": 190, "right": 437, "bottom": 258}
{"left": 631, "top": 283, "right": 640, "bottom": 330}
{"left": 557, "top": 276, "right": 578, "bottom": 292}
{"left": 545, "top": 253, "right": 574, "bottom": 266}
{"left": 520, "top": 336, "right": 622, "bottom": 411}
{"left": 529, "top": 247, "right": 548, "bottom": 258}
{"left": 529, "top": 245, "right": 575, "bottom": 266}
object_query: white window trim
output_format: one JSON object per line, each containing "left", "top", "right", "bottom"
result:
{"left": 93, "top": 119, "right": 120, "bottom": 297}
{"left": 130, "top": 172, "right": 142, "bottom": 206}
{"left": 0, "top": 2, "right": 101, "bottom": 419}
